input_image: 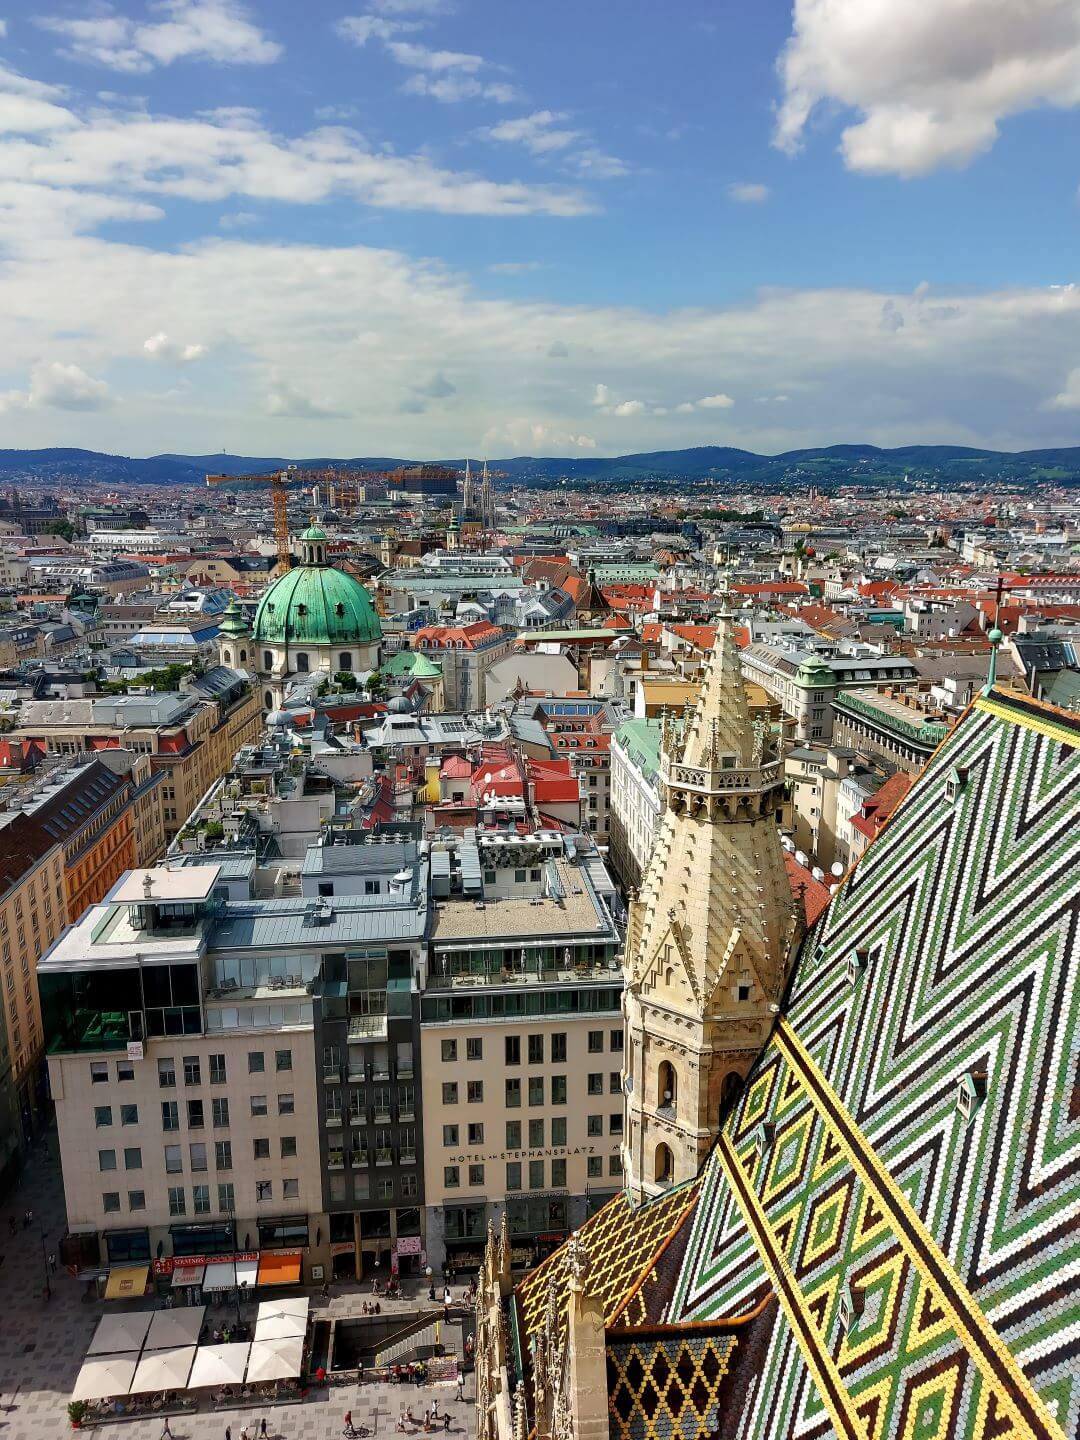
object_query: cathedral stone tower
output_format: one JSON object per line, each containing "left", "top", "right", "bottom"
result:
{"left": 622, "top": 619, "right": 801, "bottom": 1204}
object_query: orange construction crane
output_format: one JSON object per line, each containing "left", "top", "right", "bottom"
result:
{"left": 206, "top": 465, "right": 299, "bottom": 571}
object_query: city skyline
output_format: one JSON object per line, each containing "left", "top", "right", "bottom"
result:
{"left": 1, "top": 0, "right": 1079, "bottom": 456}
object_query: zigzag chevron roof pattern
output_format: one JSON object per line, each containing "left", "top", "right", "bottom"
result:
{"left": 663, "top": 692, "right": 1079, "bottom": 1440}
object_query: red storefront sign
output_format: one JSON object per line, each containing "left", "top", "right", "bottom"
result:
{"left": 152, "top": 1250, "right": 259, "bottom": 1277}
{"left": 395, "top": 1235, "right": 422, "bottom": 1256}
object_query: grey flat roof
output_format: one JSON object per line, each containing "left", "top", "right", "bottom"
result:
{"left": 114, "top": 866, "right": 221, "bottom": 904}
{"left": 210, "top": 897, "right": 426, "bottom": 949}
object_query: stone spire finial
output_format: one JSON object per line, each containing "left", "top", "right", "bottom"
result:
{"left": 513, "top": 1382, "right": 528, "bottom": 1440}
{"left": 565, "top": 1230, "right": 590, "bottom": 1292}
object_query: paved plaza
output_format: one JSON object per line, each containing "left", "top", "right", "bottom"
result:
{"left": 0, "top": 1133, "right": 475, "bottom": 1440}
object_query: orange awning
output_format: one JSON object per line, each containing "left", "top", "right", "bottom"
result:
{"left": 257, "top": 1253, "right": 301, "bottom": 1287}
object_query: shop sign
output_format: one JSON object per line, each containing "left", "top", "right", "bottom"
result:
{"left": 330, "top": 1242, "right": 355, "bottom": 1257}
{"left": 395, "top": 1235, "right": 422, "bottom": 1256}
{"left": 152, "top": 1250, "right": 259, "bottom": 1277}
{"left": 126, "top": 1041, "right": 144, "bottom": 1061}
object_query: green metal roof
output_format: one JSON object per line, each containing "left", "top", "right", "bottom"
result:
{"left": 383, "top": 649, "right": 443, "bottom": 678}
{"left": 252, "top": 563, "right": 382, "bottom": 647}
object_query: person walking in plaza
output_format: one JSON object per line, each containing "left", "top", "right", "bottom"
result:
{"left": 224, "top": 1427, "right": 231, "bottom": 1440}
{"left": 455, "top": 1375, "right": 464, "bottom": 1404}
{"left": 160, "top": 1418, "right": 173, "bottom": 1439}
{"left": 259, "top": 1418, "right": 268, "bottom": 1438}
{"left": 443, "top": 1413, "right": 450, "bottom": 1433}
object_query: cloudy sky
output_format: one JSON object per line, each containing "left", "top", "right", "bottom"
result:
{"left": 1, "top": 0, "right": 1079, "bottom": 458}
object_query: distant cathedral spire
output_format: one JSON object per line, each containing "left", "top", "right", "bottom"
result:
{"left": 622, "top": 615, "right": 802, "bottom": 1205}
{"left": 462, "top": 458, "right": 474, "bottom": 518}
{"left": 480, "top": 459, "right": 495, "bottom": 529}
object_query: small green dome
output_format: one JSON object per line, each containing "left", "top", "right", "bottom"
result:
{"left": 301, "top": 521, "right": 327, "bottom": 542}
{"left": 218, "top": 598, "right": 250, "bottom": 637}
{"left": 253, "top": 563, "right": 382, "bottom": 647}
{"left": 988, "top": 626, "right": 1003, "bottom": 644}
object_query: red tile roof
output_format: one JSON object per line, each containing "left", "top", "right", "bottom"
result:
{"left": 784, "top": 852, "right": 831, "bottom": 927}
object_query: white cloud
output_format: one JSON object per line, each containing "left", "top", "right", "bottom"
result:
{"left": 697, "top": 392, "right": 734, "bottom": 408}
{"left": 0, "top": 359, "right": 111, "bottom": 412}
{"left": 592, "top": 383, "right": 610, "bottom": 407}
{"left": 143, "top": 331, "right": 207, "bottom": 362}
{"left": 482, "top": 419, "right": 597, "bottom": 454}
{"left": 265, "top": 379, "right": 345, "bottom": 419}
{"left": 485, "top": 111, "right": 581, "bottom": 154}
{"left": 0, "top": 69, "right": 590, "bottom": 218}
{"left": 613, "top": 398, "right": 645, "bottom": 416}
{"left": 675, "top": 401, "right": 695, "bottom": 413}
{"left": 1045, "top": 367, "right": 1080, "bottom": 409}
{"left": 775, "top": 0, "right": 1080, "bottom": 176}
{"left": 401, "top": 73, "right": 516, "bottom": 104}
{"left": 385, "top": 39, "right": 483, "bottom": 72}
{"left": 37, "top": 0, "right": 282, "bottom": 73}
{"left": 727, "top": 181, "right": 769, "bottom": 203}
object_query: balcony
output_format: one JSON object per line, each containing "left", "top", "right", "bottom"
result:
{"left": 327, "top": 1154, "right": 345, "bottom": 1170}
{"left": 371, "top": 1066, "right": 390, "bottom": 1082}
{"left": 348, "top": 1015, "right": 388, "bottom": 1042}
{"left": 374, "top": 1108, "right": 391, "bottom": 1125}
{"left": 325, "top": 1114, "right": 342, "bottom": 1128}
{"left": 323, "top": 1066, "right": 342, "bottom": 1085}
{"left": 375, "top": 1147, "right": 393, "bottom": 1166}
{"left": 397, "top": 1061, "right": 414, "bottom": 1079}
{"left": 399, "top": 1104, "right": 415, "bottom": 1122}
{"left": 351, "top": 1151, "right": 369, "bottom": 1169}
{"left": 399, "top": 1148, "right": 416, "bottom": 1166}
{"left": 347, "top": 1065, "right": 366, "bottom": 1084}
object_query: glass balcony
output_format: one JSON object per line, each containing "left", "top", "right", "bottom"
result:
{"left": 351, "top": 1152, "right": 369, "bottom": 1169}
{"left": 399, "top": 1148, "right": 416, "bottom": 1166}
{"left": 327, "top": 1153, "right": 345, "bottom": 1170}
{"left": 375, "top": 1147, "right": 393, "bottom": 1166}
{"left": 373, "top": 1107, "right": 391, "bottom": 1124}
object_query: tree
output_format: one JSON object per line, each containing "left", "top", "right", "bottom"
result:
{"left": 41, "top": 519, "right": 76, "bottom": 542}
{"left": 365, "top": 671, "right": 387, "bottom": 699}
{"left": 334, "top": 670, "right": 358, "bottom": 692}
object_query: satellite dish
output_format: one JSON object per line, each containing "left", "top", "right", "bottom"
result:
{"left": 831, "top": 861, "right": 845, "bottom": 877}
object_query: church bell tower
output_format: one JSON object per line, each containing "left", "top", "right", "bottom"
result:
{"left": 622, "top": 618, "right": 802, "bottom": 1205}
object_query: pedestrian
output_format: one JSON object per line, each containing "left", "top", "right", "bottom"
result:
{"left": 239, "top": 1426, "right": 249, "bottom": 1440}
{"left": 259, "top": 1418, "right": 268, "bottom": 1439}
{"left": 160, "top": 1419, "right": 173, "bottom": 1439}
{"left": 225, "top": 1427, "right": 231, "bottom": 1440}
{"left": 443, "top": 1414, "right": 450, "bottom": 1433}
{"left": 48, "top": 1253, "right": 57, "bottom": 1273}
{"left": 455, "top": 1377, "right": 464, "bottom": 1403}
{"left": 21, "top": 1210, "right": 29, "bottom": 1230}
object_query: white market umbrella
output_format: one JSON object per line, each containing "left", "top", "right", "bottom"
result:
{"left": 254, "top": 1298, "right": 308, "bottom": 1340}
{"left": 187, "top": 1343, "right": 251, "bottom": 1389}
{"left": 146, "top": 1305, "right": 206, "bottom": 1349}
{"left": 87, "top": 1312, "right": 152, "bottom": 1355}
{"left": 71, "top": 1355, "right": 138, "bottom": 1402}
{"left": 246, "top": 1336, "right": 303, "bottom": 1383}
{"left": 130, "top": 1346, "right": 196, "bottom": 1395}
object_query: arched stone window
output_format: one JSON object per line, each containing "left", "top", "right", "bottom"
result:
{"left": 264, "top": 690, "right": 274, "bottom": 709}
{"left": 239, "top": 648, "right": 247, "bottom": 663}
{"left": 657, "top": 1060, "right": 677, "bottom": 1115}
{"left": 263, "top": 651, "right": 273, "bottom": 671}
{"left": 654, "top": 1143, "right": 673, "bottom": 1186}
{"left": 339, "top": 652, "right": 352, "bottom": 672}
{"left": 295, "top": 652, "right": 310, "bottom": 673}
{"left": 721, "top": 1071, "right": 744, "bottom": 1112}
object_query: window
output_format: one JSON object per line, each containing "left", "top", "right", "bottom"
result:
{"left": 610, "top": 1030, "right": 624, "bottom": 1052}
{"left": 98, "top": 1149, "right": 117, "bottom": 1172}
{"left": 215, "top": 1140, "right": 232, "bottom": 1171}
{"left": 466, "top": 1038, "right": 482, "bottom": 1061}
{"left": 551, "top": 1158, "right": 566, "bottom": 1187}
{"left": 441, "top": 1039, "right": 457, "bottom": 1062}
{"left": 610, "top": 1113, "right": 624, "bottom": 1135}
{"left": 212, "top": 1097, "right": 229, "bottom": 1127}
{"left": 528, "top": 1118, "right": 544, "bottom": 1148}
{"left": 102, "top": 1192, "right": 121, "bottom": 1213}
{"left": 467, "top": 1123, "right": 484, "bottom": 1146}
{"left": 158, "top": 1058, "right": 176, "bottom": 1088}
{"left": 256, "top": 1180, "right": 272, "bottom": 1203}
{"left": 91, "top": 1061, "right": 109, "bottom": 1085}
{"left": 505, "top": 1078, "right": 521, "bottom": 1108}
{"left": 165, "top": 1144, "right": 183, "bottom": 1173}
{"left": 209, "top": 1054, "right": 226, "bottom": 1084}
{"left": 736, "top": 983, "right": 751, "bottom": 1002}
{"left": 193, "top": 1184, "right": 210, "bottom": 1215}
{"left": 442, "top": 1082, "right": 458, "bottom": 1105}
{"left": 551, "top": 1034, "right": 567, "bottom": 1063}
{"left": 187, "top": 1099, "right": 204, "bottom": 1129}
{"left": 275, "top": 1049, "right": 292, "bottom": 1072}
{"left": 529, "top": 1159, "right": 544, "bottom": 1189}
{"left": 506, "top": 1162, "right": 521, "bottom": 1191}
{"left": 588, "top": 1030, "right": 603, "bottom": 1053}
{"left": 183, "top": 1056, "right": 201, "bottom": 1086}
{"left": 318, "top": 882, "right": 334, "bottom": 898}
{"left": 248, "top": 1051, "right": 265, "bottom": 1073}
{"left": 295, "top": 652, "right": 310, "bottom": 673}
{"left": 124, "top": 1147, "right": 142, "bottom": 1170}
{"left": 188, "top": 1142, "right": 206, "bottom": 1172}
{"left": 253, "top": 1138, "right": 271, "bottom": 1160}
{"left": 250, "top": 1094, "right": 267, "bottom": 1117}
{"left": 551, "top": 1117, "right": 566, "bottom": 1146}
{"left": 467, "top": 1080, "right": 483, "bottom": 1104}
{"left": 281, "top": 1136, "right": 297, "bottom": 1158}
{"left": 609, "top": 1154, "right": 621, "bottom": 1177}
{"left": 161, "top": 1101, "right": 179, "bottom": 1132}
{"left": 468, "top": 1163, "right": 484, "bottom": 1186}
{"left": 218, "top": 1182, "right": 235, "bottom": 1212}
{"left": 283, "top": 1178, "right": 300, "bottom": 1200}
{"left": 610, "top": 1072, "right": 622, "bottom": 1094}
{"left": 128, "top": 1190, "right": 146, "bottom": 1211}
{"left": 443, "top": 1124, "right": 459, "bottom": 1147}
{"left": 94, "top": 1106, "right": 113, "bottom": 1128}
{"left": 120, "top": 1104, "right": 138, "bottom": 1126}
{"left": 587, "top": 1073, "right": 603, "bottom": 1095}
{"left": 278, "top": 1093, "right": 294, "bottom": 1115}
{"left": 587, "top": 1155, "right": 602, "bottom": 1178}
{"left": 528, "top": 1034, "right": 544, "bottom": 1065}
{"left": 587, "top": 1114, "right": 603, "bottom": 1137}
{"left": 444, "top": 1166, "right": 460, "bottom": 1189}
{"left": 505, "top": 1035, "right": 520, "bottom": 1065}
{"left": 552, "top": 1076, "right": 567, "bottom": 1105}
{"left": 117, "top": 1061, "right": 135, "bottom": 1083}
{"left": 528, "top": 1076, "right": 544, "bottom": 1107}
{"left": 503, "top": 1119, "right": 521, "bottom": 1150}
{"left": 168, "top": 1187, "right": 186, "bottom": 1216}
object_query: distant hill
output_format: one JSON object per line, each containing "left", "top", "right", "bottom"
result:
{"left": 0, "top": 443, "right": 1077, "bottom": 489}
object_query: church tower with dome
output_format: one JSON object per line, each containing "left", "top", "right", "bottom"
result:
{"left": 250, "top": 521, "right": 382, "bottom": 710}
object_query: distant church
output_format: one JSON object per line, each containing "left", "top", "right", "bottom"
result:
{"left": 473, "top": 629, "right": 1078, "bottom": 1440}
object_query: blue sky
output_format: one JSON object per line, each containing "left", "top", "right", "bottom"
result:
{"left": 1, "top": 0, "right": 1079, "bottom": 457}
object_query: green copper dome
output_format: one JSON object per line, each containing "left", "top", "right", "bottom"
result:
{"left": 301, "top": 521, "right": 327, "bottom": 542}
{"left": 252, "top": 563, "right": 382, "bottom": 647}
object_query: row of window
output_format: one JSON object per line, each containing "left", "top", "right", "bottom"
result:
{"left": 443, "top": 1153, "right": 622, "bottom": 1191}
{"left": 100, "top": 1134, "right": 298, "bottom": 1175}
{"left": 440, "top": 1073, "right": 622, "bottom": 1108}
{"left": 154, "top": 1092, "right": 295, "bottom": 1132}
{"left": 101, "top": 1178, "right": 299, "bottom": 1218}
{"left": 439, "top": 1029, "right": 623, "bottom": 1066}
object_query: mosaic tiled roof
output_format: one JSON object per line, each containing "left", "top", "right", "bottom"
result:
{"left": 662, "top": 689, "right": 1079, "bottom": 1440}
{"left": 514, "top": 1179, "right": 700, "bottom": 1355}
